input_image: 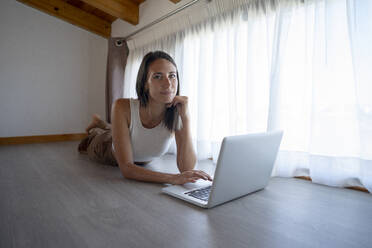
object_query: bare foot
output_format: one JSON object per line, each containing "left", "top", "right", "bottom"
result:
{"left": 85, "top": 114, "right": 107, "bottom": 133}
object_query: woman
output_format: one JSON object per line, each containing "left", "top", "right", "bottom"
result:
{"left": 79, "top": 51, "right": 212, "bottom": 185}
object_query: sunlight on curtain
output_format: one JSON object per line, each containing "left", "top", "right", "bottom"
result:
{"left": 273, "top": 0, "right": 372, "bottom": 191}
{"left": 124, "top": 0, "right": 372, "bottom": 192}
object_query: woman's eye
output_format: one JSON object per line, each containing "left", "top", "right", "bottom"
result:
{"left": 153, "top": 75, "right": 162, "bottom": 79}
{"left": 169, "top": 74, "right": 176, "bottom": 79}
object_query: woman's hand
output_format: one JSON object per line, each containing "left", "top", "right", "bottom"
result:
{"left": 170, "top": 170, "right": 213, "bottom": 185}
{"left": 166, "top": 96, "right": 189, "bottom": 119}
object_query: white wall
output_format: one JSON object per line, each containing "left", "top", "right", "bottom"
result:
{"left": 111, "top": 0, "right": 190, "bottom": 37}
{"left": 0, "top": 0, "right": 108, "bottom": 137}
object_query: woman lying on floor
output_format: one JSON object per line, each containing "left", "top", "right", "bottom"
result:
{"left": 78, "top": 51, "right": 212, "bottom": 185}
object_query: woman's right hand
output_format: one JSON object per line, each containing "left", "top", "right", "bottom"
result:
{"left": 170, "top": 170, "right": 213, "bottom": 185}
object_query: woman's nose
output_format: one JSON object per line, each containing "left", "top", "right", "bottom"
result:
{"left": 163, "top": 78, "right": 171, "bottom": 87}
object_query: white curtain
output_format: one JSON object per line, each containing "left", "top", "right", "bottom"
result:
{"left": 123, "top": 0, "right": 372, "bottom": 192}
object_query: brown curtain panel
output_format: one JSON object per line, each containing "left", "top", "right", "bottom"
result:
{"left": 105, "top": 38, "right": 129, "bottom": 123}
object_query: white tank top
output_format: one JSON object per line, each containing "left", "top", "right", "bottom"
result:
{"left": 128, "top": 98, "right": 174, "bottom": 162}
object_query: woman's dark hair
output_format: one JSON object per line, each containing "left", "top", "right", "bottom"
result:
{"left": 136, "top": 51, "right": 180, "bottom": 132}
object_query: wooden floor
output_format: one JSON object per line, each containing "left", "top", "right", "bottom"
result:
{"left": 1, "top": 141, "right": 372, "bottom": 248}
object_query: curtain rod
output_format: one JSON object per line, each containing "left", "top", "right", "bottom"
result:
{"left": 124, "top": 0, "right": 205, "bottom": 40}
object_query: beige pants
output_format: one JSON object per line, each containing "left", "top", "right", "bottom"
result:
{"left": 78, "top": 127, "right": 117, "bottom": 166}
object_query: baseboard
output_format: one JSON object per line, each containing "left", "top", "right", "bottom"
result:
{"left": 294, "top": 176, "right": 369, "bottom": 193}
{"left": 0, "top": 133, "right": 87, "bottom": 145}
{"left": 294, "top": 176, "right": 312, "bottom": 181}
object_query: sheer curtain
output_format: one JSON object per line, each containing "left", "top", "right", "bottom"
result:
{"left": 123, "top": 0, "right": 372, "bottom": 192}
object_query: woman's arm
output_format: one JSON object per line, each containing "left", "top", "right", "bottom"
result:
{"left": 111, "top": 99, "right": 208, "bottom": 184}
{"left": 175, "top": 116, "right": 197, "bottom": 172}
{"left": 170, "top": 96, "right": 197, "bottom": 172}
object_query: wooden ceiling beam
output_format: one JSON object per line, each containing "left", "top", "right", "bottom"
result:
{"left": 79, "top": 0, "right": 139, "bottom": 25}
{"left": 18, "top": 0, "right": 111, "bottom": 38}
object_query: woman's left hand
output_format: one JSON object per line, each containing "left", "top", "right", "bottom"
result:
{"left": 166, "top": 96, "right": 189, "bottom": 119}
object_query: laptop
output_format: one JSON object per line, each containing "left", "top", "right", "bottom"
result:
{"left": 162, "top": 130, "right": 283, "bottom": 208}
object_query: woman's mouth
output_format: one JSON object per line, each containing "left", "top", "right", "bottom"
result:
{"left": 160, "top": 91, "right": 173, "bottom": 95}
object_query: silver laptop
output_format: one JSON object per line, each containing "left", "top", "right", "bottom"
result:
{"left": 162, "top": 131, "right": 283, "bottom": 208}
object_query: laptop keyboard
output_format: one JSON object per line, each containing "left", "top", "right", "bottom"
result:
{"left": 185, "top": 186, "right": 212, "bottom": 202}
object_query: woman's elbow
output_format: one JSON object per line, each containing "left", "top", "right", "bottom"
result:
{"left": 178, "top": 159, "right": 196, "bottom": 172}
{"left": 118, "top": 163, "right": 134, "bottom": 179}
{"left": 120, "top": 170, "right": 131, "bottom": 179}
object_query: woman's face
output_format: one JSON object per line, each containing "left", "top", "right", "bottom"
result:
{"left": 146, "top": 58, "right": 178, "bottom": 104}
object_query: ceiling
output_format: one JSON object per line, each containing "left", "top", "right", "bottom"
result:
{"left": 17, "top": 0, "right": 182, "bottom": 38}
